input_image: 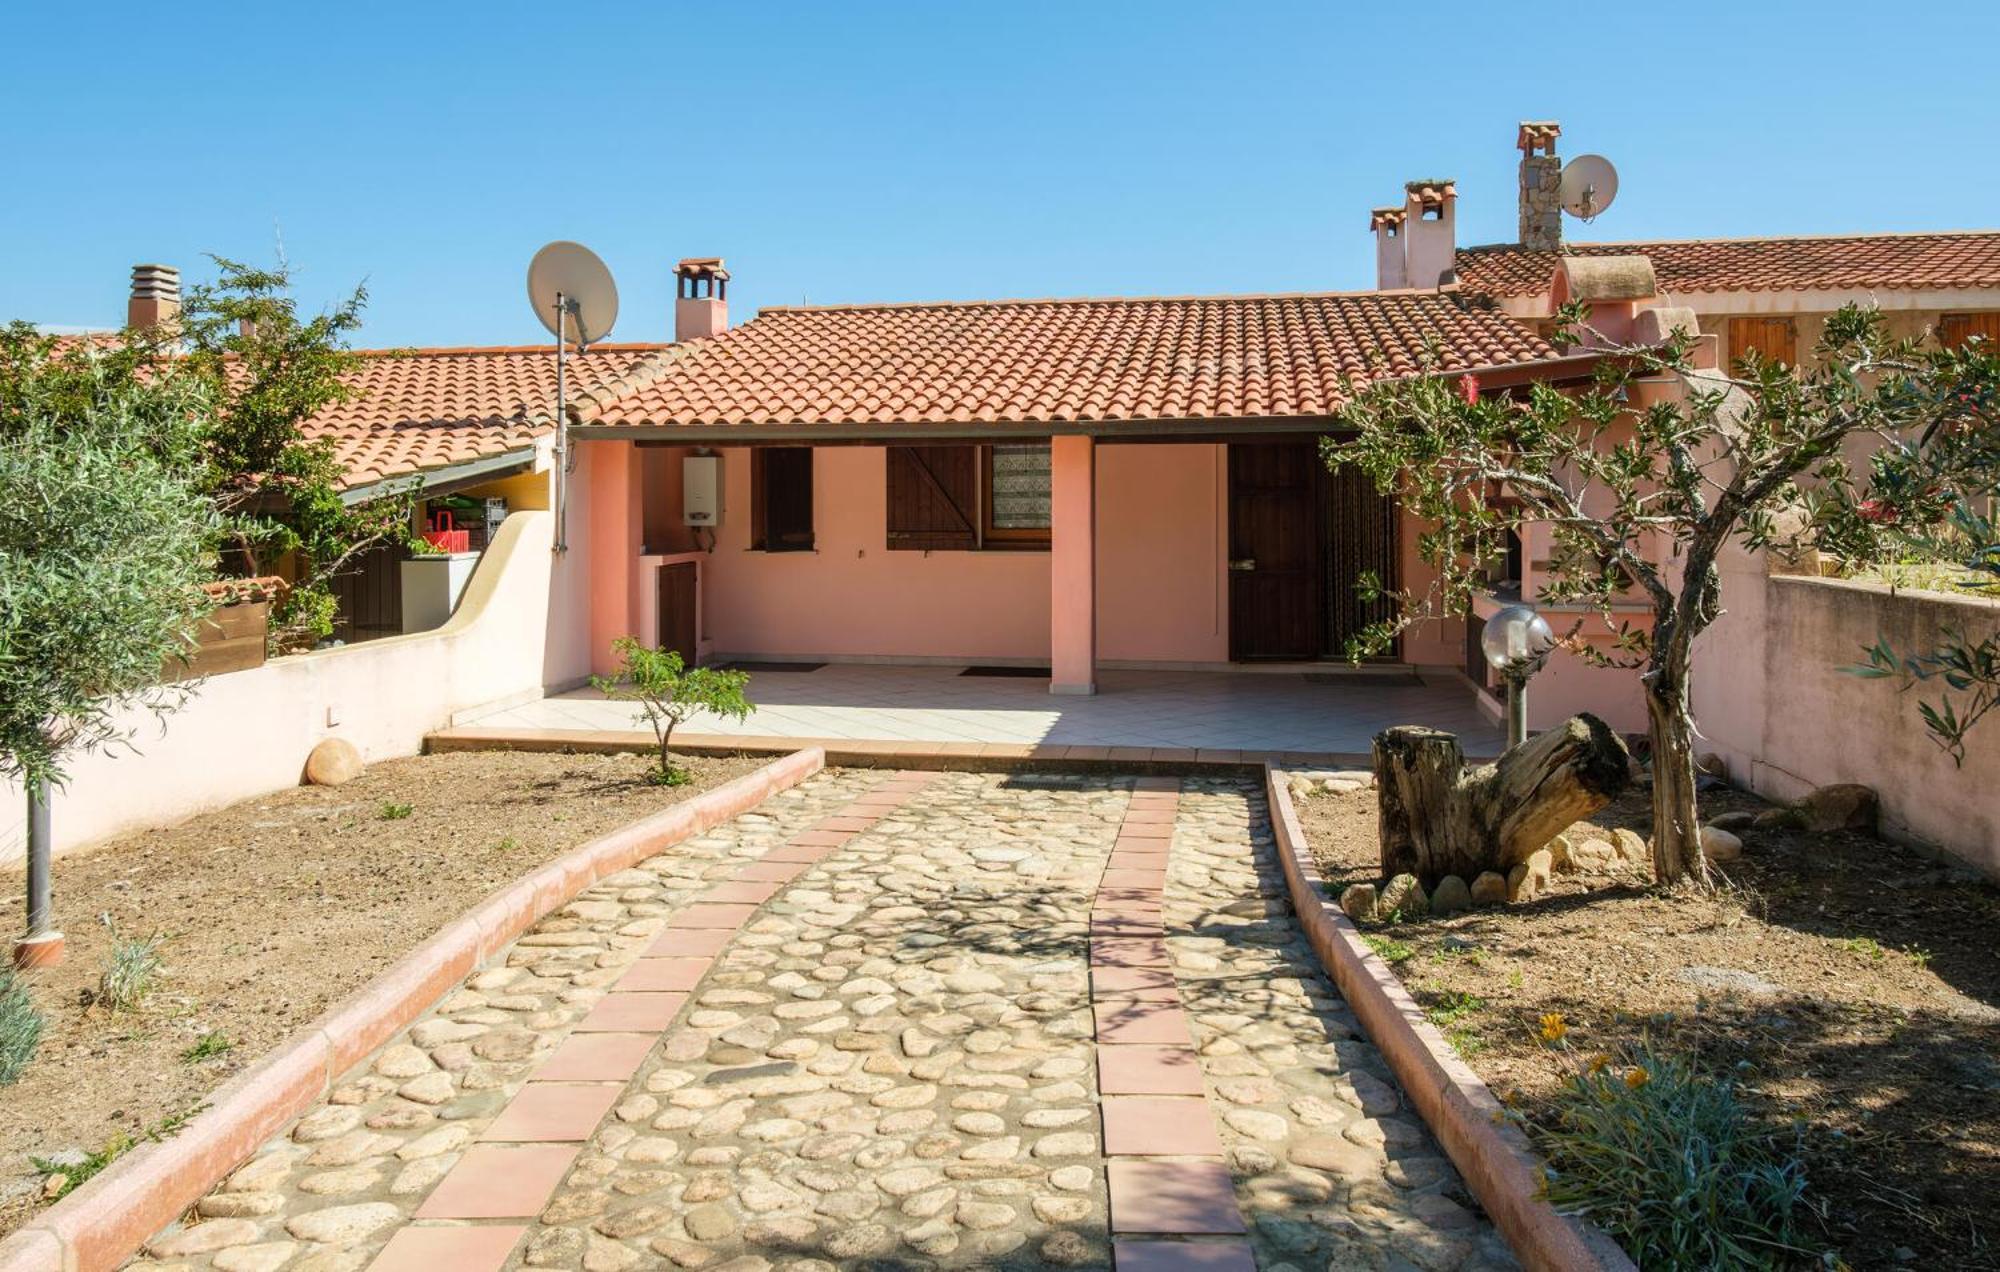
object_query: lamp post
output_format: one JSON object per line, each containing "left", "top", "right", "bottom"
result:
{"left": 1481, "top": 603, "right": 1556, "bottom": 750}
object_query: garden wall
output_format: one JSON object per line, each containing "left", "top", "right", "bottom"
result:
{"left": 0, "top": 505, "right": 594, "bottom": 865}
{"left": 1693, "top": 554, "right": 2000, "bottom": 879}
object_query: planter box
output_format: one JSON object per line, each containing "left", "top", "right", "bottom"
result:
{"left": 174, "top": 601, "right": 269, "bottom": 680}
{"left": 399, "top": 552, "right": 481, "bottom": 633}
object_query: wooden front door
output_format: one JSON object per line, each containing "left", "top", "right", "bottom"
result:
{"left": 1228, "top": 442, "right": 1324, "bottom": 660}
{"left": 657, "top": 562, "right": 698, "bottom": 665}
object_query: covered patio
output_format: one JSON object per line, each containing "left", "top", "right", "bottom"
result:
{"left": 570, "top": 280, "right": 1585, "bottom": 705}
{"left": 454, "top": 662, "right": 1504, "bottom": 759}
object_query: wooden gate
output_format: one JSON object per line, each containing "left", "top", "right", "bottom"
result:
{"left": 1325, "top": 460, "right": 1398, "bottom": 659}
{"left": 657, "top": 562, "right": 698, "bottom": 665}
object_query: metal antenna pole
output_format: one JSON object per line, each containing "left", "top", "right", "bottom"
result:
{"left": 1505, "top": 672, "right": 1528, "bottom": 750}
{"left": 554, "top": 290, "right": 569, "bottom": 554}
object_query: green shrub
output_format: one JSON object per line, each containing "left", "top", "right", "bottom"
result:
{"left": 99, "top": 928, "right": 165, "bottom": 1013}
{"left": 591, "top": 637, "right": 753, "bottom": 784}
{"left": 0, "top": 970, "right": 43, "bottom": 1084}
{"left": 1535, "top": 1047, "right": 1810, "bottom": 1269}
{"left": 1361, "top": 934, "right": 1414, "bottom": 965}
{"left": 378, "top": 801, "right": 414, "bottom": 820}
{"left": 32, "top": 1105, "right": 202, "bottom": 1200}
{"left": 181, "top": 1031, "right": 233, "bottom": 1064}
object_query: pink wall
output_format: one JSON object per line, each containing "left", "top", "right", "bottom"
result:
{"left": 659, "top": 442, "right": 1476, "bottom": 670}
{"left": 1695, "top": 562, "right": 2000, "bottom": 879}
{"left": 1097, "top": 445, "right": 1228, "bottom": 664}
{"left": 701, "top": 446, "right": 1051, "bottom": 661}
{"left": 682, "top": 444, "right": 1236, "bottom": 666}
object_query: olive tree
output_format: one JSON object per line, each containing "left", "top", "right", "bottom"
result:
{"left": 0, "top": 326, "right": 218, "bottom": 950}
{"left": 1328, "top": 304, "right": 1998, "bottom": 885}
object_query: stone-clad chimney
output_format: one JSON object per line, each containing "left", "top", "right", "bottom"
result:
{"left": 674, "top": 258, "right": 729, "bottom": 342}
{"left": 1517, "top": 121, "right": 1562, "bottom": 251}
{"left": 1401, "top": 180, "right": 1457, "bottom": 289}
{"left": 1371, "top": 207, "right": 1408, "bottom": 289}
{"left": 127, "top": 263, "right": 181, "bottom": 330}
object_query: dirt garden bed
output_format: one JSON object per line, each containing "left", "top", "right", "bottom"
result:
{"left": 1296, "top": 778, "right": 2000, "bottom": 1269}
{"left": 0, "top": 748, "right": 767, "bottom": 1241}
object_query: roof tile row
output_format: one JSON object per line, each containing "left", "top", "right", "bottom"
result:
{"left": 589, "top": 292, "right": 1554, "bottom": 430}
{"left": 1457, "top": 230, "right": 2000, "bottom": 299}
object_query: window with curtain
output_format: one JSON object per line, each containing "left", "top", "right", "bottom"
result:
{"left": 983, "top": 442, "right": 1052, "bottom": 544}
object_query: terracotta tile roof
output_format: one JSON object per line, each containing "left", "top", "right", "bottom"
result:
{"left": 1370, "top": 207, "right": 1406, "bottom": 232}
{"left": 1405, "top": 180, "right": 1456, "bottom": 209}
{"left": 1456, "top": 230, "right": 2000, "bottom": 299}
{"left": 587, "top": 291, "right": 1559, "bottom": 429}
{"left": 308, "top": 344, "right": 675, "bottom": 488}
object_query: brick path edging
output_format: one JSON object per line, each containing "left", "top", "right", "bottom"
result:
{"left": 0, "top": 747, "right": 827, "bottom": 1272}
{"left": 1261, "top": 762, "right": 1636, "bottom": 1272}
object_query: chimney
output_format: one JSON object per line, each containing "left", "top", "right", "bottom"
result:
{"left": 674, "top": 258, "right": 729, "bottom": 342}
{"left": 1371, "top": 207, "right": 1408, "bottom": 289}
{"left": 1401, "top": 180, "right": 1457, "bottom": 289}
{"left": 127, "top": 263, "right": 181, "bottom": 330}
{"left": 1517, "top": 121, "right": 1563, "bottom": 251}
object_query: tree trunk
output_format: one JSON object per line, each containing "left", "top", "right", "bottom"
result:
{"left": 1644, "top": 682, "right": 1708, "bottom": 886}
{"left": 1372, "top": 715, "right": 1632, "bottom": 886}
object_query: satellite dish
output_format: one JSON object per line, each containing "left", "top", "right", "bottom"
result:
{"left": 1560, "top": 155, "right": 1619, "bottom": 221}
{"left": 527, "top": 241, "right": 619, "bottom": 347}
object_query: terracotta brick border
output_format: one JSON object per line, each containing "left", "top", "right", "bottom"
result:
{"left": 1088, "top": 778, "right": 1258, "bottom": 1271}
{"left": 0, "top": 748, "right": 826, "bottom": 1272}
{"left": 1261, "top": 763, "right": 1636, "bottom": 1272}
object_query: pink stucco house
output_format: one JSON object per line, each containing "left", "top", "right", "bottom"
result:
{"left": 125, "top": 119, "right": 2000, "bottom": 733}
{"left": 569, "top": 273, "right": 1584, "bottom": 700}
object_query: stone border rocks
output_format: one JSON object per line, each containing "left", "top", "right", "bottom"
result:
{"left": 1261, "top": 762, "right": 1636, "bottom": 1272}
{"left": 0, "top": 748, "right": 826, "bottom": 1272}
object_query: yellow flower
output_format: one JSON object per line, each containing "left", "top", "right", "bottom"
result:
{"left": 1587, "top": 1052, "right": 1612, "bottom": 1076}
{"left": 1538, "top": 1012, "right": 1568, "bottom": 1044}
{"left": 1624, "top": 1066, "right": 1651, "bottom": 1089}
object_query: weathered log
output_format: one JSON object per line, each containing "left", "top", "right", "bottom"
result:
{"left": 1373, "top": 715, "right": 1631, "bottom": 886}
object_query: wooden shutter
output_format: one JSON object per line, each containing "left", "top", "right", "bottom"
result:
{"left": 752, "top": 448, "right": 814, "bottom": 551}
{"left": 1940, "top": 312, "right": 2000, "bottom": 350}
{"left": 1728, "top": 317, "right": 1797, "bottom": 368}
{"left": 886, "top": 446, "right": 977, "bottom": 550}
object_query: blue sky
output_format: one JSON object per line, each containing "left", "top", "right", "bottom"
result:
{"left": 5, "top": 1, "right": 1997, "bottom": 347}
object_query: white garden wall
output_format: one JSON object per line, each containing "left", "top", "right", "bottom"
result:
{"left": 1, "top": 507, "right": 592, "bottom": 865}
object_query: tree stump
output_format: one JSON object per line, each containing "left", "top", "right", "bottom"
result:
{"left": 1373, "top": 715, "right": 1632, "bottom": 886}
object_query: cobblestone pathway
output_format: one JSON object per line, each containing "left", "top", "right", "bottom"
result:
{"left": 132, "top": 770, "right": 1512, "bottom": 1272}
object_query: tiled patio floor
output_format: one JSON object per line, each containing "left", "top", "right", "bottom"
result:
{"left": 458, "top": 664, "right": 1503, "bottom": 757}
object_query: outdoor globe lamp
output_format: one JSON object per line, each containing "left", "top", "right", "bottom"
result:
{"left": 1481, "top": 603, "right": 1556, "bottom": 749}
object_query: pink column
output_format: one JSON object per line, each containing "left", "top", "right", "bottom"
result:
{"left": 586, "top": 440, "right": 645, "bottom": 675}
{"left": 1050, "top": 434, "right": 1097, "bottom": 695}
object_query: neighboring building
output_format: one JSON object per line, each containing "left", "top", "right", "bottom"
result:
{"left": 107, "top": 263, "right": 678, "bottom": 641}
{"left": 308, "top": 340, "right": 673, "bottom": 640}
{"left": 1418, "top": 122, "right": 2000, "bottom": 363}
{"left": 1360, "top": 121, "right": 2000, "bottom": 730}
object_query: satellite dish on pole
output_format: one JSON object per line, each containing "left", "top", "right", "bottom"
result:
{"left": 527, "top": 241, "right": 619, "bottom": 347}
{"left": 526, "top": 241, "right": 619, "bottom": 554}
{"left": 1559, "top": 155, "right": 1619, "bottom": 221}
